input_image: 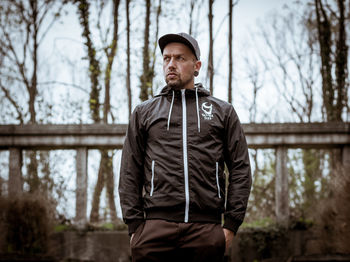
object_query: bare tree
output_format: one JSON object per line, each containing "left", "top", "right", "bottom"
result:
{"left": 103, "top": 0, "right": 120, "bottom": 124}
{"left": 126, "top": 0, "right": 132, "bottom": 118}
{"left": 244, "top": 57, "right": 263, "bottom": 123}
{"left": 315, "top": 0, "right": 349, "bottom": 121}
{"left": 139, "top": 0, "right": 152, "bottom": 102}
{"left": 150, "top": 0, "right": 162, "bottom": 97}
{"left": 228, "top": 0, "right": 239, "bottom": 103}
{"left": 207, "top": 0, "right": 214, "bottom": 94}
{"left": 228, "top": 0, "right": 233, "bottom": 103}
{"left": 0, "top": 0, "right": 64, "bottom": 124}
{"left": 313, "top": 2, "right": 350, "bottom": 249}
{"left": 243, "top": 3, "right": 332, "bottom": 222}
{"left": 75, "top": 0, "right": 101, "bottom": 123}
{"left": 189, "top": 0, "right": 196, "bottom": 35}
{"left": 259, "top": 9, "right": 318, "bottom": 122}
{"left": 188, "top": 0, "right": 205, "bottom": 38}
{"left": 75, "top": 0, "right": 121, "bottom": 223}
{"left": 0, "top": 0, "right": 65, "bottom": 194}
{"left": 242, "top": 52, "right": 274, "bottom": 224}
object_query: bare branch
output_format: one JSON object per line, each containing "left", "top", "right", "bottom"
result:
{"left": 37, "top": 81, "right": 88, "bottom": 93}
{"left": 0, "top": 82, "right": 24, "bottom": 123}
{"left": 38, "top": 3, "right": 65, "bottom": 46}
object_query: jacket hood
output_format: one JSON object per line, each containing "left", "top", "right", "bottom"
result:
{"left": 155, "top": 83, "right": 209, "bottom": 132}
{"left": 156, "top": 83, "right": 210, "bottom": 97}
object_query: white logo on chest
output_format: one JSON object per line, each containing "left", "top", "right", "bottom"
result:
{"left": 201, "top": 102, "right": 213, "bottom": 120}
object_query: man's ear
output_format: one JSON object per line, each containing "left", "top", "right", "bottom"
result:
{"left": 195, "top": 60, "right": 202, "bottom": 73}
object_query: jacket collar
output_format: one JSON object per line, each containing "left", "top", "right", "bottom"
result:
{"left": 155, "top": 83, "right": 210, "bottom": 97}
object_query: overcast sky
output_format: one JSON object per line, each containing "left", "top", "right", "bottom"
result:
{"left": 38, "top": 0, "right": 298, "bottom": 125}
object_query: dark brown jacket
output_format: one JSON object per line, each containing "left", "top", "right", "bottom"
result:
{"left": 119, "top": 84, "right": 251, "bottom": 235}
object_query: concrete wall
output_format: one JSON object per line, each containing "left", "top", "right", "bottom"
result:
{"left": 50, "top": 231, "right": 131, "bottom": 262}
{"left": 49, "top": 229, "right": 326, "bottom": 262}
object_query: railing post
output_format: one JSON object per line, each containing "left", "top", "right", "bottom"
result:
{"left": 275, "top": 146, "right": 289, "bottom": 227}
{"left": 76, "top": 147, "right": 88, "bottom": 227}
{"left": 342, "top": 145, "right": 350, "bottom": 171}
{"left": 9, "top": 147, "right": 22, "bottom": 197}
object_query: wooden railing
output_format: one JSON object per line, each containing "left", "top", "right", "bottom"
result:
{"left": 1, "top": 122, "right": 349, "bottom": 227}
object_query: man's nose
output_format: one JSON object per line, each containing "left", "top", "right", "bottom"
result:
{"left": 168, "top": 57, "right": 176, "bottom": 68}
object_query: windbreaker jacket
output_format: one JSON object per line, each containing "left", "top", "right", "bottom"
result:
{"left": 119, "top": 84, "right": 251, "bottom": 235}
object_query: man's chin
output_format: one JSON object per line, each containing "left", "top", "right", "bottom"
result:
{"left": 167, "top": 80, "right": 183, "bottom": 89}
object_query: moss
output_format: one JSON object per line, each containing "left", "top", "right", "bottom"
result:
{"left": 241, "top": 217, "right": 275, "bottom": 228}
{"left": 100, "top": 222, "right": 114, "bottom": 230}
{"left": 54, "top": 224, "right": 70, "bottom": 233}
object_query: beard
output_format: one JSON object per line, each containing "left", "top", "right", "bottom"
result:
{"left": 166, "top": 78, "right": 182, "bottom": 90}
{"left": 165, "top": 75, "right": 192, "bottom": 90}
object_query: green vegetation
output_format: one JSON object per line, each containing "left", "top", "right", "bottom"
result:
{"left": 241, "top": 217, "right": 275, "bottom": 229}
{"left": 54, "top": 224, "right": 70, "bottom": 233}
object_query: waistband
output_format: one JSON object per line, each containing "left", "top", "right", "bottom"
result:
{"left": 145, "top": 208, "right": 222, "bottom": 224}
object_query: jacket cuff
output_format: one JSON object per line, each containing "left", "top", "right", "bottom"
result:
{"left": 223, "top": 217, "right": 243, "bottom": 235}
{"left": 127, "top": 219, "right": 144, "bottom": 236}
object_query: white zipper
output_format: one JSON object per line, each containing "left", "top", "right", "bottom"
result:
{"left": 181, "top": 89, "right": 190, "bottom": 222}
{"left": 150, "top": 160, "right": 155, "bottom": 196}
{"left": 216, "top": 162, "right": 221, "bottom": 198}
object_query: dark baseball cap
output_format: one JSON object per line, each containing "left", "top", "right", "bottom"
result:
{"left": 158, "top": 32, "right": 201, "bottom": 60}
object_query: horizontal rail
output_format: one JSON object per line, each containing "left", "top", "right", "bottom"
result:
{"left": 0, "top": 122, "right": 349, "bottom": 149}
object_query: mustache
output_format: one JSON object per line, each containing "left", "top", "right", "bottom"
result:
{"left": 166, "top": 71, "right": 178, "bottom": 76}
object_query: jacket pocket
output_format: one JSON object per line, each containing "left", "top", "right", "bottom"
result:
{"left": 216, "top": 162, "right": 221, "bottom": 198}
{"left": 150, "top": 160, "right": 155, "bottom": 196}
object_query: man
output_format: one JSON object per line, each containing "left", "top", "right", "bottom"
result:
{"left": 119, "top": 32, "right": 251, "bottom": 262}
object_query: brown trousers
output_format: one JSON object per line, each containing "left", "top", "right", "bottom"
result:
{"left": 130, "top": 219, "right": 225, "bottom": 262}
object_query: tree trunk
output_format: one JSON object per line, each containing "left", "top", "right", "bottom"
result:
{"left": 103, "top": 0, "right": 120, "bottom": 123}
{"left": 126, "top": 0, "right": 132, "bottom": 118}
{"left": 76, "top": 0, "right": 104, "bottom": 222}
{"left": 139, "top": 0, "right": 151, "bottom": 102}
{"left": 208, "top": 0, "right": 214, "bottom": 94}
{"left": 228, "top": 0, "right": 233, "bottom": 103}
{"left": 335, "top": 0, "right": 348, "bottom": 121}
{"left": 103, "top": 0, "right": 120, "bottom": 222}
{"left": 316, "top": 0, "right": 333, "bottom": 121}
{"left": 189, "top": 0, "right": 196, "bottom": 35}
{"left": 150, "top": 0, "right": 162, "bottom": 97}
{"left": 314, "top": 0, "right": 348, "bottom": 173}
{"left": 76, "top": 0, "right": 101, "bottom": 123}
{"left": 80, "top": 0, "right": 121, "bottom": 223}
{"left": 28, "top": 0, "right": 39, "bottom": 193}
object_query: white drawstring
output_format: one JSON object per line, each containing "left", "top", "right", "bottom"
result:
{"left": 167, "top": 90, "right": 175, "bottom": 131}
{"left": 195, "top": 87, "right": 200, "bottom": 132}
{"left": 167, "top": 88, "right": 201, "bottom": 132}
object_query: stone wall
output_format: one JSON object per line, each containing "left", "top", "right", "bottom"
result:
{"left": 228, "top": 228, "right": 323, "bottom": 262}
{"left": 50, "top": 231, "right": 131, "bottom": 262}
{"left": 48, "top": 228, "right": 332, "bottom": 262}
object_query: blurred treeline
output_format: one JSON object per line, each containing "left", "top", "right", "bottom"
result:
{"left": 0, "top": 0, "right": 349, "bottom": 236}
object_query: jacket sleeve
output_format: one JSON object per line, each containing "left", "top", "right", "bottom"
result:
{"left": 223, "top": 105, "right": 252, "bottom": 235}
{"left": 119, "top": 105, "right": 146, "bottom": 235}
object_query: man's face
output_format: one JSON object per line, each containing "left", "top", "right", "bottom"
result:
{"left": 163, "top": 42, "right": 201, "bottom": 89}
